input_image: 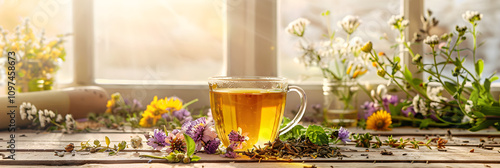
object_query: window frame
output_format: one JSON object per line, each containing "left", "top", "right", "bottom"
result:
{"left": 65, "top": 0, "right": 434, "bottom": 109}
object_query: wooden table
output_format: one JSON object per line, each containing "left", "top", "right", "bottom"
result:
{"left": 1, "top": 127, "right": 499, "bottom": 168}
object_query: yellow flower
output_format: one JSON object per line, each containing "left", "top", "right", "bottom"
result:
{"left": 105, "top": 93, "right": 121, "bottom": 114}
{"left": 139, "top": 96, "right": 184, "bottom": 127}
{"left": 139, "top": 112, "right": 160, "bottom": 128}
{"left": 361, "top": 41, "right": 372, "bottom": 53}
{"left": 165, "top": 97, "right": 183, "bottom": 112}
{"left": 366, "top": 110, "right": 392, "bottom": 131}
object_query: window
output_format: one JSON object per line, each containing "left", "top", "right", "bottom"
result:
{"left": 278, "top": 0, "right": 400, "bottom": 83}
{"left": 93, "top": 0, "right": 224, "bottom": 84}
{"left": 424, "top": 0, "right": 500, "bottom": 83}
{"left": 0, "top": 0, "right": 73, "bottom": 84}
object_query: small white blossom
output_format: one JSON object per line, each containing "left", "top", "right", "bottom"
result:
{"left": 427, "top": 86, "right": 448, "bottom": 115}
{"left": 39, "top": 110, "right": 46, "bottom": 127}
{"left": 370, "top": 90, "right": 376, "bottom": 99}
{"left": 388, "top": 15, "right": 403, "bottom": 26}
{"left": 20, "top": 111, "right": 27, "bottom": 120}
{"left": 462, "top": 10, "right": 483, "bottom": 23}
{"left": 31, "top": 105, "right": 37, "bottom": 115}
{"left": 20, "top": 102, "right": 26, "bottom": 116}
{"left": 48, "top": 110, "right": 56, "bottom": 118}
{"left": 464, "top": 100, "right": 473, "bottom": 113}
{"left": 286, "top": 18, "right": 310, "bottom": 37}
{"left": 44, "top": 109, "right": 49, "bottom": 117}
{"left": 65, "top": 114, "right": 75, "bottom": 132}
{"left": 412, "top": 95, "right": 428, "bottom": 115}
{"left": 401, "top": 20, "right": 410, "bottom": 27}
{"left": 338, "top": 15, "right": 361, "bottom": 35}
{"left": 376, "top": 84, "right": 387, "bottom": 97}
{"left": 388, "top": 15, "right": 409, "bottom": 30}
{"left": 423, "top": 35, "right": 439, "bottom": 45}
{"left": 56, "top": 114, "right": 63, "bottom": 122}
{"left": 27, "top": 114, "right": 34, "bottom": 121}
{"left": 462, "top": 115, "right": 472, "bottom": 124}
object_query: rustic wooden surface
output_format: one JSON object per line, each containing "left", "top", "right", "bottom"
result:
{"left": 0, "top": 127, "right": 499, "bottom": 168}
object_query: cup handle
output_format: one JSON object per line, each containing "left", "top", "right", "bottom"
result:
{"left": 279, "top": 85, "right": 307, "bottom": 136}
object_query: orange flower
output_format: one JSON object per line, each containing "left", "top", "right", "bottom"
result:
{"left": 366, "top": 110, "right": 392, "bottom": 131}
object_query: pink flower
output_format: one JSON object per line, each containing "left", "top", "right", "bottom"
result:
{"left": 164, "top": 129, "right": 186, "bottom": 153}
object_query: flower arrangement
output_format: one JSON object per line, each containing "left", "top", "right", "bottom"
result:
{"left": 361, "top": 10, "right": 500, "bottom": 131}
{"left": 286, "top": 11, "right": 373, "bottom": 126}
{"left": 286, "top": 11, "right": 370, "bottom": 81}
{"left": 0, "top": 19, "right": 69, "bottom": 92}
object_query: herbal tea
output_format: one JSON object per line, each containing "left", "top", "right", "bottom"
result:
{"left": 210, "top": 88, "right": 286, "bottom": 150}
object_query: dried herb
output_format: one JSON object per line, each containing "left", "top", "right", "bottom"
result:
{"left": 65, "top": 143, "right": 75, "bottom": 152}
{"left": 380, "top": 149, "right": 393, "bottom": 155}
{"left": 243, "top": 137, "right": 346, "bottom": 160}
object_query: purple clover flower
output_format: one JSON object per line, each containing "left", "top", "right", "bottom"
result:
{"left": 162, "top": 109, "right": 192, "bottom": 124}
{"left": 337, "top": 127, "right": 351, "bottom": 143}
{"left": 204, "top": 138, "right": 221, "bottom": 154}
{"left": 228, "top": 130, "right": 246, "bottom": 142}
{"left": 221, "top": 146, "right": 240, "bottom": 158}
{"left": 172, "top": 109, "right": 192, "bottom": 123}
{"left": 165, "top": 129, "right": 186, "bottom": 153}
{"left": 146, "top": 129, "right": 168, "bottom": 151}
{"left": 182, "top": 117, "right": 218, "bottom": 152}
{"left": 360, "top": 101, "right": 379, "bottom": 119}
{"left": 401, "top": 106, "right": 416, "bottom": 117}
{"left": 382, "top": 95, "right": 398, "bottom": 112}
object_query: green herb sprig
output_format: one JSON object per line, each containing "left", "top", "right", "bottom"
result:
{"left": 78, "top": 136, "right": 127, "bottom": 156}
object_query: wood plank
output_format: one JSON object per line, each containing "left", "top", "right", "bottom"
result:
{"left": 0, "top": 162, "right": 498, "bottom": 168}
{"left": 1, "top": 144, "right": 499, "bottom": 164}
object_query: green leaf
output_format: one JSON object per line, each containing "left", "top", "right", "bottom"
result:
{"left": 191, "top": 155, "right": 201, "bottom": 162}
{"left": 279, "top": 125, "right": 305, "bottom": 141}
{"left": 279, "top": 117, "right": 292, "bottom": 130}
{"left": 118, "top": 141, "right": 126, "bottom": 151}
{"left": 94, "top": 139, "right": 101, "bottom": 147}
{"left": 403, "top": 65, "right": 413, "bottom": 81}
{"left": 469, "top": 120, "right": 497, "bottom": 132}
{"left": 305, "top": 125, "right": 329, "bottom": 145}
{"left": 419, "top": 119, "right": 432, "bottom": 129}
{"left": 444, "top": 81, "right": 457, "bottom": 94}
{"left": 475, "top": 59, "right": 484, "bottom": 77}
{"left": 394, "top": 56, "right": 400, "bottom": 63}
{"left": 184, "top": 133, "right": 196, "bottom": 157}
{"left": 166, "top": 153, "right": 176, "bottom": 162}
{"left": 105, "top": 136, "right": 110, "bottom": 147}
{"left": 490, "top": 76, "right": 499, "bottom": 82}
{"left": 98, "top": 148, "right": 107, "bottom": 152}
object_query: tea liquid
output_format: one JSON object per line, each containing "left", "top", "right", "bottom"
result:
{"left": 210, "top": 88, "right": 286, "bottom": 150}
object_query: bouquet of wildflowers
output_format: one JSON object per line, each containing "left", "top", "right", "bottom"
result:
{"left": 361, "top": 10, "right": 500, "bottom": 131}
{"left": 286, "top": 11, "right": 371, "bottom": 82}
{"left": 0, "top": 19, "right": 69, "bottom": 92}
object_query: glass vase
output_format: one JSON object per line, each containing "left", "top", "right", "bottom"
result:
{"left": 10, "top": 59, "right": 56, "bottom": 92}
{"left": 322, "top": 79, "right": 359, "bottom": 127}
